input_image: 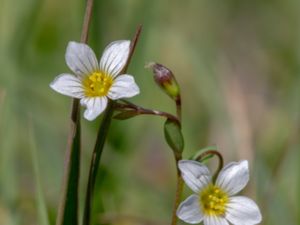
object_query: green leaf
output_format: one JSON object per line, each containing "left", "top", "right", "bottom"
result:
{"left": 56, "top": 106, "right": 81, "bottom": 225}
{"left": 83, "top": 103, "right": 114, "bottom": 225}
{"left": 113, "top": 110, "right": 139, "bottom": 120}
{"left": 164, "top": 119, "right": 184, "bottom": 153}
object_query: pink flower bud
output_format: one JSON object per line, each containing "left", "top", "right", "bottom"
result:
{"left": 146, "top": 62, "right": 180, "bottom": 100}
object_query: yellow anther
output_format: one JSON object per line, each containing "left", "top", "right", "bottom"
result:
{"left": 200, "top": 185, "right": 228, "bottom": 216}
{"left": 83, "top": 71, "right": 113, "bottom": 97}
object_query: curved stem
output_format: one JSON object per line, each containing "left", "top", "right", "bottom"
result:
{"left": 116, "top": 98, "right": 183, "bottom": 225}
{"left": 195, "top": 150, "right": 224, "bottom": 182}
{"left": 115, "top": 100, "right": 180, "bottom": 125}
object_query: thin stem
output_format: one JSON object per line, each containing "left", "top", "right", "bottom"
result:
{"left": 82, "top": 25, "right": 142, "bottom": 225}
{"left": 115, "top": 100, "right": 180, "bottom": 125}
{"left": 116, "top": 97, "right": 183, "bottom": 225}
{"left": 70, "top": 0, "right": 94, "bottom": 121}
{"left": 171, "top": 95, "right": 182, "bottom": 225}
{"left": 195, "top": 150, "right": 224, "bottom": 182}
{"left": 70, "top": 0, "right": 94, "bottom": 122}
{"left": 68, "top": 0, "right": 95, "bottom": 164}
{"left": 115, "top": 98, "right": 183, "bottom": 225}
{"left": 80, "top": 0, "right": 94, "bottom": 43}
{"left": 122, "top": 25, "right": 142, "bottom": 73}
{"left": 56, "top": 1, "right": 94, "bottom": 225}
{"left": 170, "top": 153, "right": 183, "bottom": 225}
{"left": 175, "top": 96, "right": 182, "bottom": 122}
{"left": 83, "top": 102, "right": 114, "bottom": 225}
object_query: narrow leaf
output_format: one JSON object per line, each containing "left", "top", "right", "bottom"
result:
{"left": 56, "top": 101, "right": 81, "bottom": 225}
{"left": 164, "top": 119, "right": 184, "bottom": 153}
{"left": 83, "top": 102, "right": 114, "bottom": 225}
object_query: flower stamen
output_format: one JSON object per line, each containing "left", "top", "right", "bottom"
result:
{"left": 83, "top": 71, "right": 113, "bottom": 97}
{"left": 200, "top": 185, "right": 228, "bottom": 216}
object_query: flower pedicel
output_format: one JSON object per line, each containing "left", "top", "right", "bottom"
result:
{"left": 50, "top": 40, "right": 140, "bottom": 121}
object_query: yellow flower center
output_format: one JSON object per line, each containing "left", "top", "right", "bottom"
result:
{"left": 83, "top": 72, "right": 113, "bottom": 97}
{"left": 200, "top": 185, "right": 228, "bottom": 216}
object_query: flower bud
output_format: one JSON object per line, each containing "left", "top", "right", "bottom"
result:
{"left": 146, "top": 62, "right": 180, "bottom": 100}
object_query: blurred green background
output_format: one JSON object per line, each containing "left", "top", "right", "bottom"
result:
{"left": 0, "top": 0, "right": 299, "bottom": 224}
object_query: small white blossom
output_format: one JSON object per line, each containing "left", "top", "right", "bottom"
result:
{"left": 50, "top": 40, "right": 140, "bottom": 121}
{"left": 177, "top": 160, "right": 262, "bottom": 225}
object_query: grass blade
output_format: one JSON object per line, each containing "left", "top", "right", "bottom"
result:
{"left": 56, "top": 118, "right": 81, "bottom": 225}
{"left": 56, "top": 0, "right": 95, "bottom": 224}
{"left": 28, "top": 120, "right": 50, "bottom": 225}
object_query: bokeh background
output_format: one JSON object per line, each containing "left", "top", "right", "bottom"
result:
{"left": 1, "top": 0, "right": 299, "bottom": 224}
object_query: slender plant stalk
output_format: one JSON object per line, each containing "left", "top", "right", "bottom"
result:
{"left": 115, "top": 96, "right": 183, "bottom": 225}
{"left": 175, "top": 96, "right": 182, "bottom": 123}
{"left": 115, "top": 100, "right": 180, "bottom": 124}
{"left": 170, "top": 95, "right": 183, "bottom": 225}
{"left": 171, "top": 153, "right": 183, "bottom": 225}
{"left": 82, "top": 25, "right": 142, "bottom": 225}
{"left": 196, "top": 150, "right": 224, "bottom": 182}
{"left": 82, "top": 102, "right": 114, "bottom": 225}
{"left": 56, "top": 1, "right": 94, "bottom": 225}
{"left": 80, "top": 0, "right": 94, "bottom": 43}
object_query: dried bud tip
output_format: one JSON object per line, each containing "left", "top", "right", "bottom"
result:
{"left": 145, "top": 62, "right": 156, "bottom": 69}
{"left": 146, "top": 62, "right": 180, "bottom": 100}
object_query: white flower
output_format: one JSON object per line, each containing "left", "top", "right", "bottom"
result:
{"left": 177, "top": 160, "right": 262, "bottom": 225}
{"left": 50, "top": 40, "right": 140, "bottom": 121}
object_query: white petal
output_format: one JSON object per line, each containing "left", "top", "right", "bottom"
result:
{"left": 178, "top": 160, "right": 211, "bottom": 193}
{"left": 80, "top": 97, "right": 108, "bottom": 121}
{"left": 176, "top": 194, "right": 204, "bottom": 224}
{"left": 99, "top": 40, "right": 130, "bottom": 77}
{"left": 107, "top": 74, "right": 139, "bottom": 100}
{"left": 216, "top": 160, "right": 249, "bottom": 196}
{"left": 226, "top": 196, "right": 262, "bottom": 225}
{"left": 50, "top": 73, "right": 84, "bottom": 98}
{"left": 203, "top": 216, "right": 229, "bottom": 225}
{"left": 65, "top": 41, "right": 99, "bottom": 76}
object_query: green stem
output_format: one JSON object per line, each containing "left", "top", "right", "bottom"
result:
{"left": 175, "top": 96, "right": 182, "bottom": 122}
{"left": 56, "top": 0, "right": 94, "bottom": 225}
{"left": 195, "top": 150, "right": 224, "bottom": 182}
{"left": 82, "top": 25, "right": 142, "bottom": 225}
{"left": 82, "top": 102, "right": 114, "bottom": 225}
{"left": 115, "top": 100, "right": 180, "bottom": 125}
{"left": 170, "top": 153, "right": 183, "bottom": 225}
{"left": 170, "top": 94, "right": 183, "bottom": 225}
